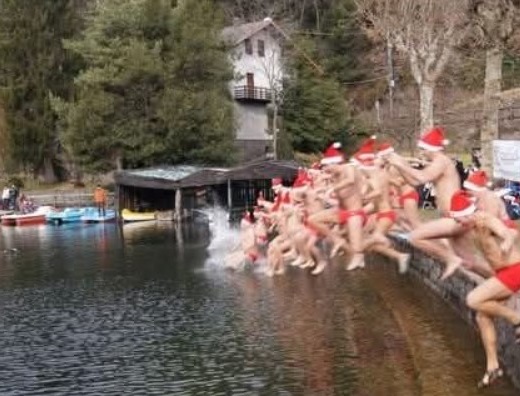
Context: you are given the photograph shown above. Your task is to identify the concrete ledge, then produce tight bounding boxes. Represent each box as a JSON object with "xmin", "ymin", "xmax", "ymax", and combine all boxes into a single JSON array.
[{"xmin": 391, "ymin": 234, "xmax": 520, "ymax": 389}]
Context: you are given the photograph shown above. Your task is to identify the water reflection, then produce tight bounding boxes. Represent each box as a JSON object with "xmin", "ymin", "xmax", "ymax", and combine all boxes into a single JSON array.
[{"xmin": 0, "ymin": 223, "xmax": 517, "ymax": 395}]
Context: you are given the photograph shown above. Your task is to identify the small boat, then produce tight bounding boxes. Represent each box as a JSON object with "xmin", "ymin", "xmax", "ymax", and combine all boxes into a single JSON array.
[
  {"xmin": 122, "ymin": 209, "xmax": 156, "ymax": 223},
  {"xmin": 0, "ymin": 210, "xmax": 14, "ymax": 218},
  {"xmin": 46, "ymin": 207, "xmax": 93, "ymax": 225},
  {"xmin": 80, "ymin": 208, "xmax": 116, "ymax": 223},
  {"xmin": 2, "ymin": 206, "xmax": 55, "ymax": 226}
]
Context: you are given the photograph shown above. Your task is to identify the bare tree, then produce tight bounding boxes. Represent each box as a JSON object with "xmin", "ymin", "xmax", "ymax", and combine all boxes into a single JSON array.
[
  {"xmin": 470, "ymin": 0, "xmax": 520, "ymax": 175},
  {"xmin": 356, "ymin": 0, "xmax": 470, "ymax": 134}
]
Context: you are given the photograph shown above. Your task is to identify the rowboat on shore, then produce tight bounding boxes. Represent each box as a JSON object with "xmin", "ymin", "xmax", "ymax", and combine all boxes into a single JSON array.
[
  {"xmin": 121, "ymin": 209, "xmax": 156, "ymax": 223},
  {"xmin": 80, "ymin": 208, "xmax": 116, "ymax": 223},
  {"xmin": 2, "ymin": 206, "xmax": 55, "ymax": 226}
]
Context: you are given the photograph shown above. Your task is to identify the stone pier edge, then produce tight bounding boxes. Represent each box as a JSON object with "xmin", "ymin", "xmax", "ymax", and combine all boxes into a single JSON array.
[{"xmin": 390, "ymin": 235, "xmax": 520, "ymax": 389}]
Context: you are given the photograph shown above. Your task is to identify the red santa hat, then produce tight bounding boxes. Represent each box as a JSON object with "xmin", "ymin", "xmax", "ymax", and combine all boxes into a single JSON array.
[
  {"xmin": 357, "ymin": 136, "xmax": 377, "ymax": 160},
  {"xmin": 417, "ymin": 127, "xmax": 450, "ymax": 152},
  {"xmin": 449, "ymin": 190, "xmax": 477, "ymax": 218},
  {"xmin": 463, "ymin": 170, "xmax": 491, "ymax": 192},
  {"xmin": 321, "ymin": 142, "xmax": 344, "ymax": 165},
  {"xmin": 377, "ymin": 142, "xmax": 394, "ymax": 157},
  {"xmin": 350, "ymin": 154, "xmax": 376, "ymax": 170}
]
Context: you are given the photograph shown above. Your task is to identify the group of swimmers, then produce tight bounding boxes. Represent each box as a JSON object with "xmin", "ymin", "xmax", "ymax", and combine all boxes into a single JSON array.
[{"xmin": 225, "ymin": 126, "xmax": 520, "ymax": 388}]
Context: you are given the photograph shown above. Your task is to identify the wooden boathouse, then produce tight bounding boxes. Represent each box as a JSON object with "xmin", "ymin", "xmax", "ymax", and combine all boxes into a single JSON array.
[{"xmin": 114, "ymin": 160, "xmax": 299, "ymax": 220}]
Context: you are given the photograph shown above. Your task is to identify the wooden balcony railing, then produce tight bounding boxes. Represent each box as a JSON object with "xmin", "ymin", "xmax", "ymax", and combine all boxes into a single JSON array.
[{"xmin": 234, "ymin": 86, "xmax": 272, "ymax": 102}]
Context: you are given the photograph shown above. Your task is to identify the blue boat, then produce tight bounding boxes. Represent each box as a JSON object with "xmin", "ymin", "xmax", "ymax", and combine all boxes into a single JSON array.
[
  {"xmin": 46, "ymin": 207, "xmax": 91, "ymax": 225},
  {"xmin": 80, "ymin": 208, "xmax": 116, "ymax": 223}
]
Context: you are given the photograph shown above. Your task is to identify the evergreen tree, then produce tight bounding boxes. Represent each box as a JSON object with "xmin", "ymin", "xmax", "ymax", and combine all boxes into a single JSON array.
[
  {"xmin": 281, "ymin": 39, "xmax": 356, "ymax": 154},
  {"xmin": 54, "ymin": 0, "xmax": 235, "ymax": 171},
  {"xmin": 319, "ymin": 0, "xmax": 373, "ymax": 84},
  {"xmin": 53, "ymin": 0, "xmax": 173, "ymax": 172},
  {"xmin": 0, "ymin": 0, "xmax": 83, "ymax": 181},
  {"xmin": 160, "ymin": 0, "xmax": 236, "ymax": 165}
]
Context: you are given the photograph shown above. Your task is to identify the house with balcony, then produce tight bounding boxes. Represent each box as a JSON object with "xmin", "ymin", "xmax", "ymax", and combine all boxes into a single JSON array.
[{"xmin": 222, "ymin": 18, "xmax": 283, "ymax": 162}]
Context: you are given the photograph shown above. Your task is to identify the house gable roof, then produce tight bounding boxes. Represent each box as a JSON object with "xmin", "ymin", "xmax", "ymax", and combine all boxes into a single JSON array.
[{"xmin": 222, "ymin": 19, "xmax": 275, "ymax": 46}]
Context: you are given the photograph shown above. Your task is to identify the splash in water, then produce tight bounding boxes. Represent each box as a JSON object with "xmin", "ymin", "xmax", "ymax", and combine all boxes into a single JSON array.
[
  {"xmin": 199, "ymin": 207, "xmax": 238, "ymax": 266},
  {"xmin": 201, "ymin": 206, "xmax": 267, "ymax": 273}
]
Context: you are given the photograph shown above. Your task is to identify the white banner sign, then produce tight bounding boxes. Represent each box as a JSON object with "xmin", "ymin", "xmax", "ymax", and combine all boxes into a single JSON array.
[{"xmin": 493, "ymin": 140, "xmax": 520, "ymax": 182}]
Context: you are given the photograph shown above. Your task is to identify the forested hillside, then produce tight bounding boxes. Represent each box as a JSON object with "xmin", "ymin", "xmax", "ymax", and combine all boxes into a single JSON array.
[{"xmin": 0, "ymin": 0, "xmax": 519, "ymax": 182}]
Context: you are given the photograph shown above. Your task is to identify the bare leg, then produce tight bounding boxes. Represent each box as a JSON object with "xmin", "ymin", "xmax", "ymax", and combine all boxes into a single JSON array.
[
  {"xmin": 466, "ymin": 278, "xmax": 520, "ymax": 324},
  {"xmin": 451, "ymin": 233, "xmax": 494, "ymax": 279},
  {"xmin": 408, "ymin": 218, "xmax": 464, "ymax": 279},
  {"xmin": 402, "ymin": 200, "xmax": 421, "ymax": 230},
  {"xmin": 475, "ymin": 312, "xmax": 500, "ymax": 372},
  {"xmin": 346, "ymin": 215, "xmax": 365, "ymax": 271},
  {"xmin": 307, "ymin": 209, "xmax": 347, "ymax": 256},
  {"xmin": 372, "ymin": 245, "xmax": 410, "ymax": 274}
]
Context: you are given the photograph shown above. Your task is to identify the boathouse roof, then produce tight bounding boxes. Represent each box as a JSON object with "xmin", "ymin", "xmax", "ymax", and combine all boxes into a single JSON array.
[{"xmin": 115, "ymin": 160, "xmax": 299, "ymax": 190}]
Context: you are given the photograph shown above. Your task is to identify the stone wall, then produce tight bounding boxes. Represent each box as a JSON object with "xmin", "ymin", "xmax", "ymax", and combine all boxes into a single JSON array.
[{"xmin": 391, "ymin": 235, "xmax": 520, "ymax": 389}]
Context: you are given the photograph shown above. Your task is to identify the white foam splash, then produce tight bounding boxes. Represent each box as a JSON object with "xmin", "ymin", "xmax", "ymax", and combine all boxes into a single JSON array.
[{"xmin": 199, "ymin": 207, "xmax": 240, "ymax": 267}]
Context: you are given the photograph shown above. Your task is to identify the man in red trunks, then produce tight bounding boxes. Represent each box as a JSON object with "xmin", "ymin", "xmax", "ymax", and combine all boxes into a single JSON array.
[
  {"xmin": 361, "ymin": 143, "xmax": 410, "ymax": 273},
  {"xmin": 386, "ymin": 126, "xmax": 485, "ymax": 279},
  {"xmin": 463, "ymin": 170, "xmax": 518, "ymax": 240},
  {"xmin": 307, "ymin": 141, "xmax": 368, "ymax": 272},
  {"xmin": 449, "ymin": 191, "xmax": 520, "ymax": 388}
]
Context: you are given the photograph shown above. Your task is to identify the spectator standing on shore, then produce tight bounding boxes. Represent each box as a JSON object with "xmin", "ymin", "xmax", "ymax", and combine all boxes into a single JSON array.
[
  {"xmin": 94, "ymin": 185, "xmax": 107, "ymax": 217},
  {"xmin": 2, "ymin": 186, "xmax": 10, "ymax": 210}
]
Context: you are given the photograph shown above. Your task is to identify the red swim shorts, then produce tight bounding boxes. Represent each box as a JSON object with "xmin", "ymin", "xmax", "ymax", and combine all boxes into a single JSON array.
[
  {"xmin": 503, "ymin": 219, "xmax": 518, "ymax": 231},
  {"xmin": 399, "ymin": 190, "xmax": 420, "ymax": 207},
  {"xmin": 376, "ymin": 210, "xmax": 397, "ymax": 224},
  {"xmin": 338, "ymin": 209, "xmax": 367, "ymax": 226},
  {"xmin": 246, "ymin": 251, "xmax": 258, "ymax": 263},
  {"xmin": 496, "ymin": 263, "xmax": 520, "ymax": 292}
]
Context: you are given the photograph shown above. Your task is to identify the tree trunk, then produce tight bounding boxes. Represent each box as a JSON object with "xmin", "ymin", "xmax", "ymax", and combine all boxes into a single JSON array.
[
  {"xmin": 115, "ymin": 153, "xmax": 123, "ymax": 171},
  {"xmin": 418, "ymin": 82, "xmax": 435, "ymax": 135},
  {"xmin": 39, "ymin": 157, "xmax": 57, "ymax": 184},
  {"xmin": 273, "ymin": 102, "xmax": 278, "ymax": 160},
  {"xmin": 480, "ymin": 47, "xmax": 503, "ymax": 176}
]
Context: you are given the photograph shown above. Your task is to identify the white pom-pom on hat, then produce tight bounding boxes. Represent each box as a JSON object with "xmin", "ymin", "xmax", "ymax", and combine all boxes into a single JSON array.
[
  {"xmin": 370, "ymin": 135, "xmax": 377, "ymax": 139},
  {"xmin": 442, "ymin": 139, "xmax": 450, "ymax": 145},
  {"xmin": 332, "ymin": 142, "xmax": 342, "ymax": 149}
]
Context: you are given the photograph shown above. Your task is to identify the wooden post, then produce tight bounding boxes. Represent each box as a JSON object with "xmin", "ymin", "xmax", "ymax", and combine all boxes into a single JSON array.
[
  {"xmin": 175, "ymin": 188, "xmax": 182, "ymax": 222},
  {"xmin": 227, "ymin": 179, "xmax": 232, "ymax": 209}
]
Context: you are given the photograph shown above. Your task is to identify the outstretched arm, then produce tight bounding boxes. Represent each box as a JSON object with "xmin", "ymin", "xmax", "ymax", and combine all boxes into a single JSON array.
[{"xmin": 388, "ymin": 154, "xmax": 444, "ymax": 186}]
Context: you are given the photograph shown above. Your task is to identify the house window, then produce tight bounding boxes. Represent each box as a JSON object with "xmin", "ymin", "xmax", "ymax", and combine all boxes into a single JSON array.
[
  {"xmin": 245, "ymin": 39, "xmax": 253, "ymax": 55},
  {"xmin": 258, "ymin": 40, "xmax": 265, "ymax": 57}
]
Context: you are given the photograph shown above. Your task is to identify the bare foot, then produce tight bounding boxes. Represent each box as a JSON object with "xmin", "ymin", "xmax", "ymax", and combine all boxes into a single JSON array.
[
  {"xmin": 346, "ymin": 259, "xmax": 365, "ymax": 271},
  {"xmin": 330, "ymin": 240, "xmax": 347, "ymax": 258},
  {"xmin": 398, "ymin": 253, "xmax": 410, "ymax": 274},
  {"xmin": 275, "ymin": 266, "xmax": 286, "ymax": 275},
  {"xmin": 311, "ymin": 261, "xmax": 327, "ymax": 275},
  {"xmin": 300, "ymin": 259, "xmax": 314, "ymax": 269},
  {"xmin": 440, "ymin": 258, "xmax": 462, "ymax": 280},
  {"xmin": 291, "ymin": 256, "xmax": 305, "ymax": 267}
]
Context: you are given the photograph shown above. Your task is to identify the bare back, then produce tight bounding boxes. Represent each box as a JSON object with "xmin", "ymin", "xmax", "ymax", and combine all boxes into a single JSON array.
[{"xmin": 428, "ymin": 154, "xmax": 460, "ymax": 213}]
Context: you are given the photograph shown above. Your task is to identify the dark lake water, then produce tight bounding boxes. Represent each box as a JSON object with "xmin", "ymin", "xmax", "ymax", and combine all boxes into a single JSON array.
[{"xmin": 0, "ymin": 220, "xmax": 518, "ymax": 395}]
